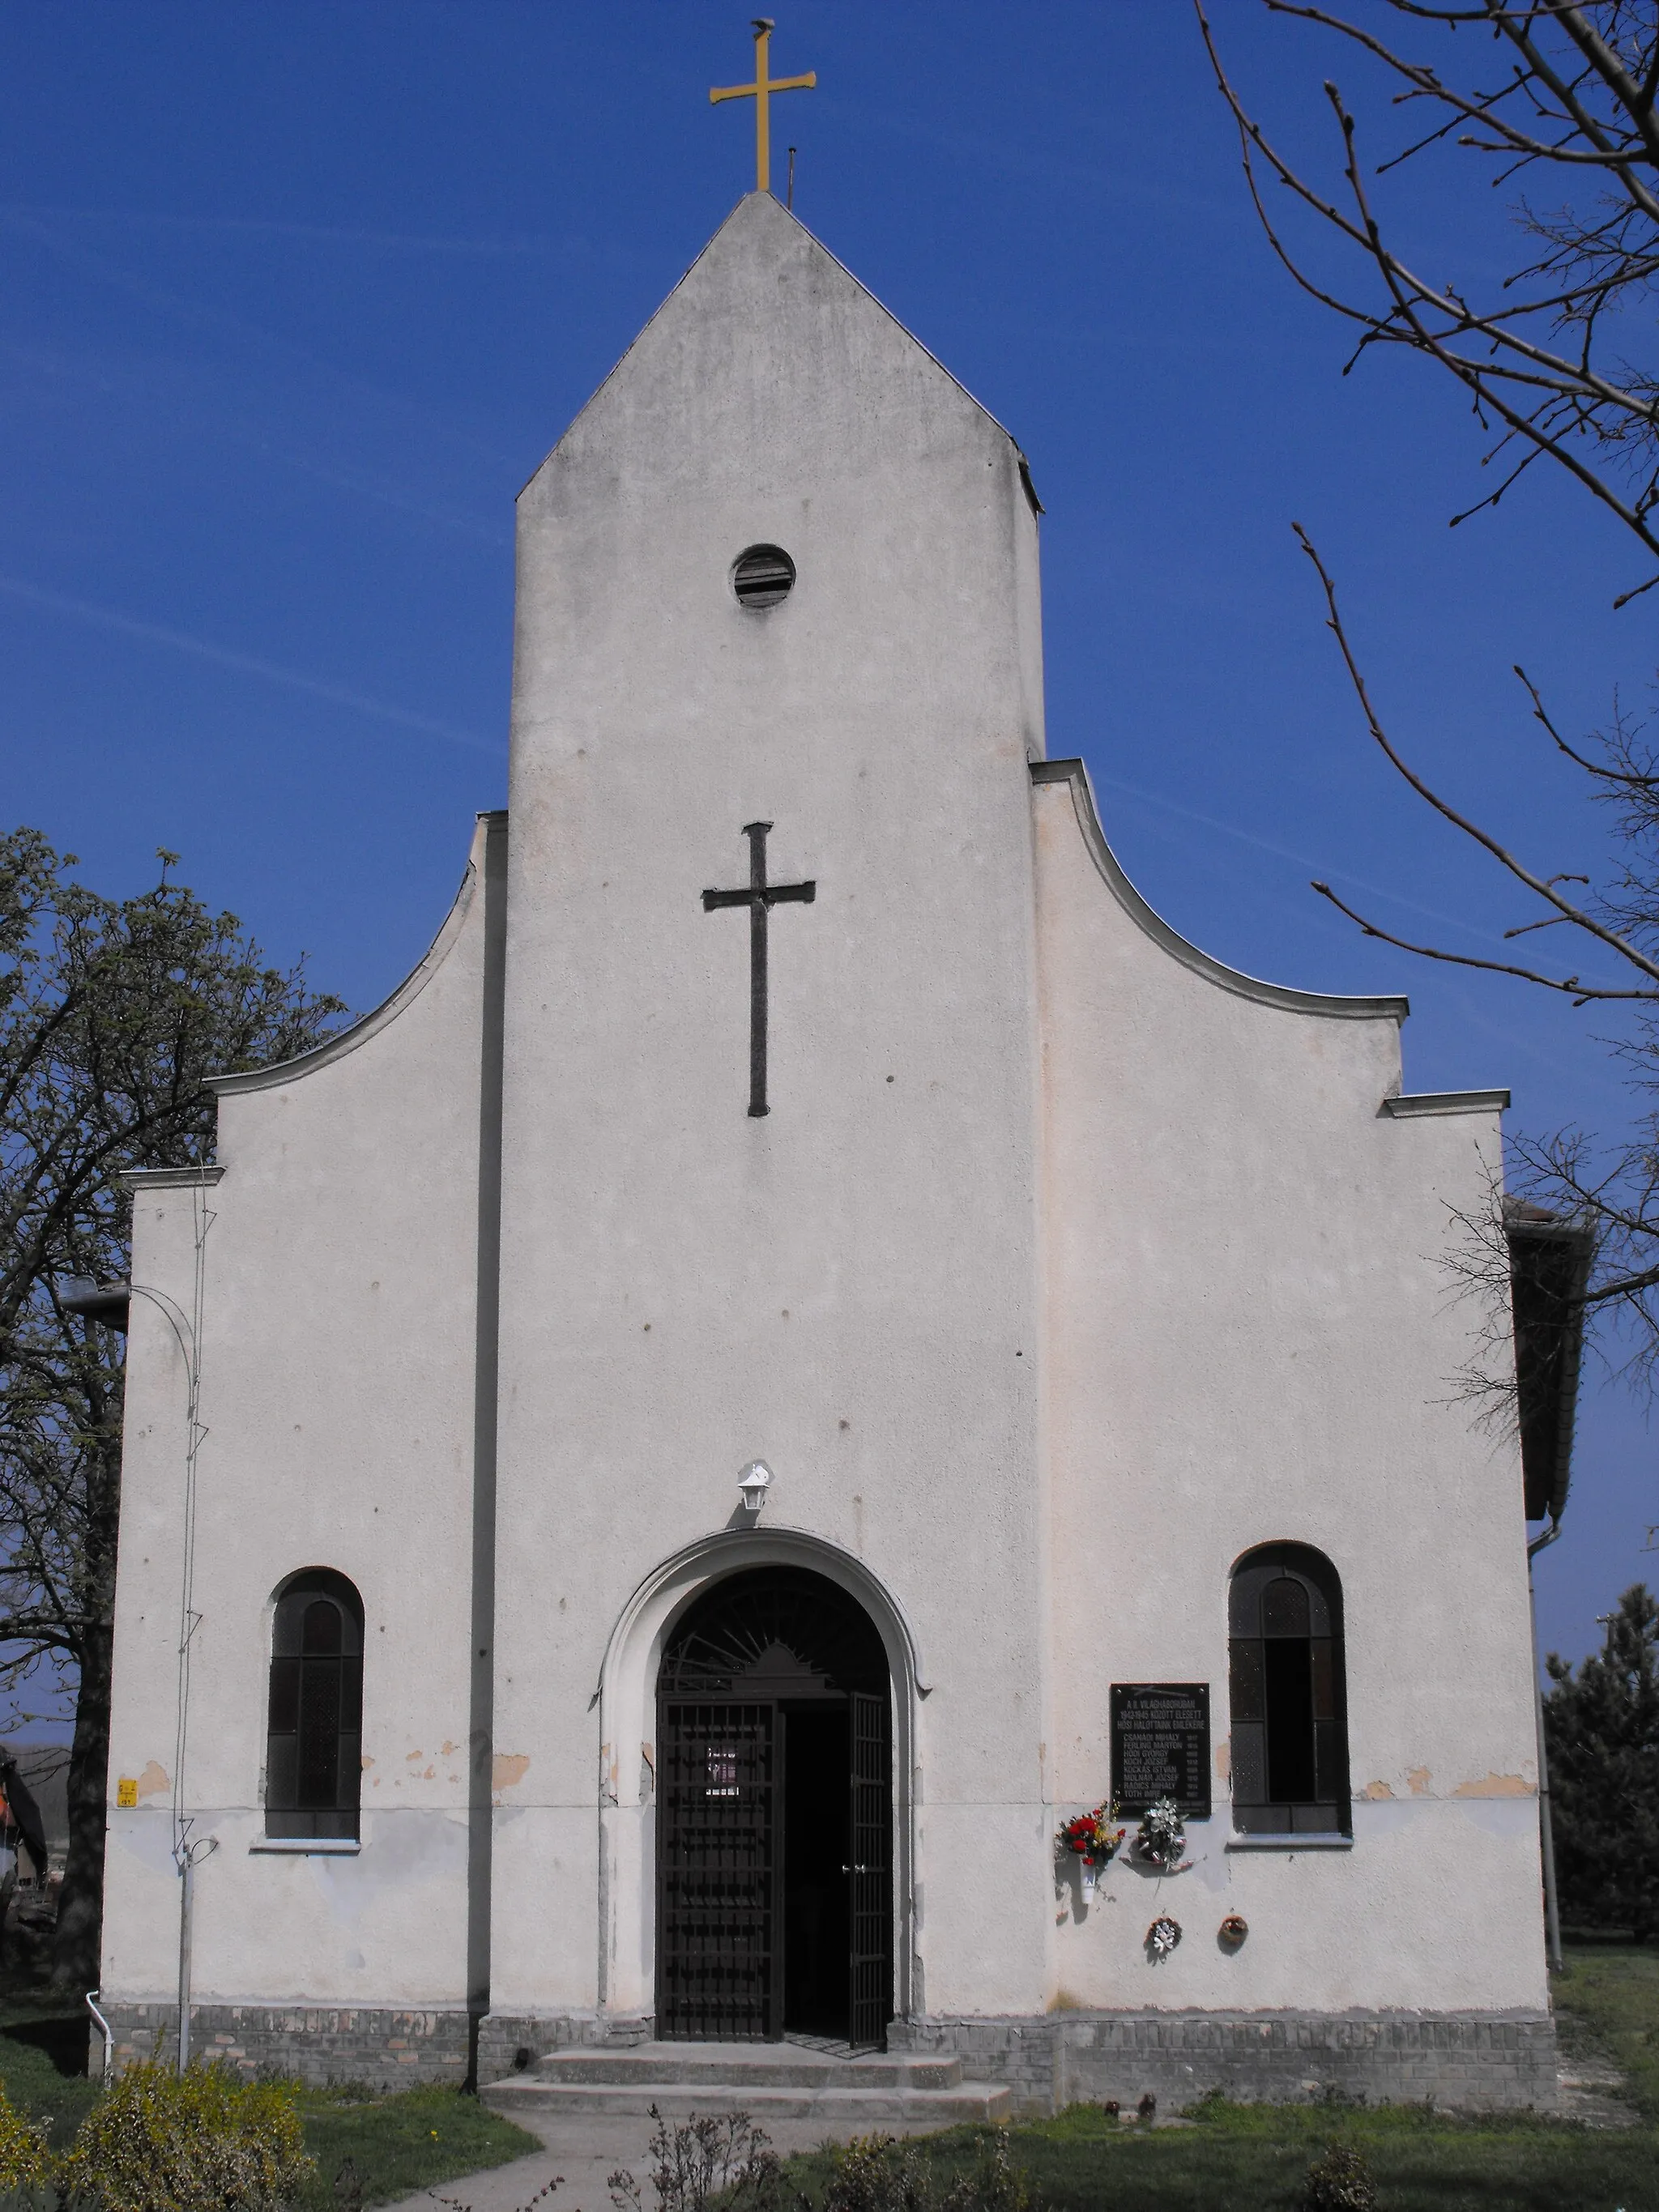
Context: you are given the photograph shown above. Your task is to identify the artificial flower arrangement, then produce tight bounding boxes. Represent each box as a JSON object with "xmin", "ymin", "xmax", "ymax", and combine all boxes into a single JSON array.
[
  {"xmin": 1146, "ymin": 1914, "xmax": 1182, "ymax": 1959},
  {"xmin": 1136, "ymin": 1796, "xmax": 1188, "ymax": 1869},
  {"xmin": 1057, "ymin": 1803, "xmax": 1126, "ymax": 1869}
]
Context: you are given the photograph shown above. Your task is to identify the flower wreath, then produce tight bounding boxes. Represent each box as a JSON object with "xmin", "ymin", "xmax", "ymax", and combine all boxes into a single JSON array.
[
  {"xmin": 1146, "ymin": 1914, "xmax": 1182, "ymax": 1959},
  {"xmin": 1136, "ymin": 1795, "xmax": 1187, "ymax": 1869}
]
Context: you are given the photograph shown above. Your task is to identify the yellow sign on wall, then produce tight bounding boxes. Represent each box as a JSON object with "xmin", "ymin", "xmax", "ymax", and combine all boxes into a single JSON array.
[{"xmin": 115, "ymin": 1779, "xmax": 137, "ymax": 1809}]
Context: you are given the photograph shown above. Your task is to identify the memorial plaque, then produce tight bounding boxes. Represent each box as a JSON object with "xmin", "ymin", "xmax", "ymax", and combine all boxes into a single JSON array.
[{"xmin": 1110, "ymin": 1682, "xmax": 1211, "ymax": 1818}]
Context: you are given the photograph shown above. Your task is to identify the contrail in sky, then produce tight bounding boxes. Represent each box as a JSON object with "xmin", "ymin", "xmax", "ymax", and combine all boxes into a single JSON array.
[
  {"xmin": 1094, "ymin": 767, "xmax": 1592, "ymax": 965},
  {"xmin": 0, "ymin": 573, "xmax": 500, "ymax": 756},
  {"xmin": 0, "ymin": 202, "xmax": 557, "ymax": 255}
]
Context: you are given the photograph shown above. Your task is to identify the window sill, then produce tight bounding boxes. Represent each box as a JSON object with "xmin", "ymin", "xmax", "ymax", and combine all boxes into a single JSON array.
[
  {"xmin": 249, "ymin": 1838, "xmax": 360, "ymax": 1856},
  {"xmin": 1226, "ymin": 1834, "xmax": 1352, "ymax": 1852}
]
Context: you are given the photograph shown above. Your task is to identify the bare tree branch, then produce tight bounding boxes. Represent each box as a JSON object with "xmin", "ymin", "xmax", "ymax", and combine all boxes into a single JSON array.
[
  {"xmin": 1196, "ymin": 0, "xmax": 1659, "ymax": 606},
  {"xmin": 0, "ymin": 828, "xmax": 343, "ymax": 1984}
]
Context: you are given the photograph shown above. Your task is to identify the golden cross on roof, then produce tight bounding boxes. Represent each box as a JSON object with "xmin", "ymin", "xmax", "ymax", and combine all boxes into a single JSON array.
[{"xmin": 710, "ymin": 19, "xmax": 816, "ymax": 197}]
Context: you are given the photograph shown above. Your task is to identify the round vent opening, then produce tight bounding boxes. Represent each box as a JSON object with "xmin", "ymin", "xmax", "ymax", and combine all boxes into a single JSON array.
[{"xmin": 731, "ymin": 544, "xmax": 795, "ymax": 611}]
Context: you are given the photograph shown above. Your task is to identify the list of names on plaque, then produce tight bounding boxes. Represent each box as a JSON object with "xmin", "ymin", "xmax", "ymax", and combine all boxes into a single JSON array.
[{"xmin": 1110, "ymin": 1682, "xmax": 1211, "ymax": 1818}]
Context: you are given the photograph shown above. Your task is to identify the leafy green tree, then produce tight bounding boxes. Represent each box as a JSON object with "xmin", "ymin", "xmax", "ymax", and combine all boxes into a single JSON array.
[
  {"xmin": 1544, "ymin": 1583, "xmax": 1659, "ymax": 1938},
  {"xmin": 0, "ymin": 828, "xmax": 341, "ymax": 1988}
]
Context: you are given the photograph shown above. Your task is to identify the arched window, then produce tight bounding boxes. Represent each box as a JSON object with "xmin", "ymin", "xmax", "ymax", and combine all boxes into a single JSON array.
[
  {"xmin": 265, "ymin": 1571, "xmax": 364, "ymax": 1840},
  {"xmin": 1228, "ymin": 1545, "xmax": 1350, "ymax": 1837}
]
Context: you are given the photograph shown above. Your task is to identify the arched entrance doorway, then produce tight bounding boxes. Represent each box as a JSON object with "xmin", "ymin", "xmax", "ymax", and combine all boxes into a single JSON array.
[{"xmin": 655, "ymin": 1566, "xmax": 893, "ymax": 2048}]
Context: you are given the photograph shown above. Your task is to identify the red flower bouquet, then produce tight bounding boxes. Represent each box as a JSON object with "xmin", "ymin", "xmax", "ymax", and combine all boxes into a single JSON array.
[{"xmin": 1057, "ymin": 1804, "xmax": 1125, "ymax": 1868}]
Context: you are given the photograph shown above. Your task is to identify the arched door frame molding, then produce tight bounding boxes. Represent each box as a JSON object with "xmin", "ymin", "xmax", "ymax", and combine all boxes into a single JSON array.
[{"xmin": 595, "ymin": 1527, "xmax": 924, "ymax": 2027}]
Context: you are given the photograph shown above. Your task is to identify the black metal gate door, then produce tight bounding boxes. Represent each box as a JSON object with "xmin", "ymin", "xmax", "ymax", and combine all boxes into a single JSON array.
[
  {"xmin": 847, "ymin": 1690, "xmax": 893, "ymax": 2052},
  {"xmin": 657, "ymin": 1702, "xmax": 776, "ymax": 2039}
]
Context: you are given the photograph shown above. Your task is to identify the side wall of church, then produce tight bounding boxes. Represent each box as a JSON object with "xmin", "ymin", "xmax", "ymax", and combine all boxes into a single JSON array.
[
  {"xmin": 101, "ymin": 814, "xmax": 506, "ymax": 2035},
  {"xmin": 487, "ymin": 195, "xmax": 1054, "ymax": 2030},
  {"xmin": 1032, "ymin": 767, "xmax": 1548, "ymax": 2018}
]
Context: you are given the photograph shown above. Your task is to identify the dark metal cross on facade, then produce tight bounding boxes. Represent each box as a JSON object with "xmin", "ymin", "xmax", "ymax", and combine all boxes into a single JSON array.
[{"xmin": 702, "ymin": 821, "xmax": 816, "ymax": 1117}]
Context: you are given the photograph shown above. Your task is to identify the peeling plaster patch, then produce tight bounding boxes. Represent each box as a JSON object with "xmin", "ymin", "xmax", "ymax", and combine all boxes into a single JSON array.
[
  {"xmin": 1452, "ymin": 1772, "xmax": 1532, "ymax": 1797},
  {"xmin": 1350, "ymin": 1797, "xmax": 1422, "ymax": 1838},
  {"xmin": 1453, "ymin": 1796, "xmax": 1537, "ymax": 1839},
  {"xmin": 492, "ymin": 1754, "xmax": 531, "ymax": 1796},
  {"xmin": 1360, "ymin": 1780, "xmax": 1395, "ymax": 1801},
  {"xmin": 1215, "ymin": 1739, "xmax": 1231, "ymax": 1783},
  {"xmin": 114, "ymin": 1812, "xmax": 179, "ymax": 1877},
  {"xmin": 405, "ymin": 1750, "xmax": 424, "ymax": 1764},
  {"xmin": 361, "ymin": 1756, "xmax": 376, "ymax": 1772},
  {"xmin": 441, "ymin": 1741, "xmax": 457, "ymax": 1757},
  {"xmin": 134, "ymin": 1762, "xmax": 169, "ymax": 1801},
  {"xmin": 1406, "ymin": 1767, "xmax": 1432, "ymax": 1796},
  {"xmin": 312, "ymin": 1809, "xmax": 468, "ymax": 1927},
  {"xmin": 1191, "ymin": 1845, "xmax": 1228, "ymax": 1894}
]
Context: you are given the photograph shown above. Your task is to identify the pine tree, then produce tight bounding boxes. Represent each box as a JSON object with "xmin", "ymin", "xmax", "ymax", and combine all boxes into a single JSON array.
[{"xmin": 1544, "ymin": 1585, "xmax": 1659, "ymax": 1940}]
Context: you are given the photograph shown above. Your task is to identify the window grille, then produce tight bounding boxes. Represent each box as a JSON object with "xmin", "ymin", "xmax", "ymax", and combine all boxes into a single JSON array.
[
  {"xmin": 265, "ymin": 1570, "xmax": 364, "ymax": 1840},
  {"xmin": 1228, "ymin": 1545, "xmax": 1350, "ymax": 1836}
]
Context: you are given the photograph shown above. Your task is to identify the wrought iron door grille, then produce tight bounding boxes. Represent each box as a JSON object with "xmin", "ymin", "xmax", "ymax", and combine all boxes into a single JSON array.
[
  {"xmin": 656, "ymin": 1570, "xmax": 894, "ymax": 2048},
  {"xmin": 848, "ymin": 1690, "xmax": 893, "ymax": 2051},
  {"xmin": 659, "ymin": 1703, "xmax": 776, "ymax": 2039}
]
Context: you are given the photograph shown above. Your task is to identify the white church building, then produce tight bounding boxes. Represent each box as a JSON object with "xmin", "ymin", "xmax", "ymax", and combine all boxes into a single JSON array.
[{"xmin": 100, "ymin": 190, "xmax": 1568, "ymax": 2112}]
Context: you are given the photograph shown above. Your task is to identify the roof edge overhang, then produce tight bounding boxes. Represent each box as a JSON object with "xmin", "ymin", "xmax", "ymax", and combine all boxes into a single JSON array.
[{"xmin": 1506, "ymin": 1200, "xmax": 1595, "ymax": 1524}]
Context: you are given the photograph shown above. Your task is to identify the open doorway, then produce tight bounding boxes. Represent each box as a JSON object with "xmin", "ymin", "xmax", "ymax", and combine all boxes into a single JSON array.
[{"xmin": 655, "ymin": 1566, "xmax": 893, "ymax": 2048}]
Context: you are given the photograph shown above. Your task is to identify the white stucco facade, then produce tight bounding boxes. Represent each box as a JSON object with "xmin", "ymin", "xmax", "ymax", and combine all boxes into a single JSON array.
[{"xmin": 100, "ymin": 194, "xmax": 1551, "ymax": 2104}]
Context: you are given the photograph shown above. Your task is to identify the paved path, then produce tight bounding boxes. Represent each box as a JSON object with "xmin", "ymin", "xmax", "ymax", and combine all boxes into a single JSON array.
[{"xmin": 377, "ymin": 2106, "xmax": 932, "ymax": 2212}]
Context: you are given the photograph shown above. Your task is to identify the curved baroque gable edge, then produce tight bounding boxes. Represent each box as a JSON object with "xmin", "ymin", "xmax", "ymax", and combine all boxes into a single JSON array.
[
  {"xmin": 1033, "ymin": 759, "xmax": 1409, "ymax": 1025},
  {"xmin": 207, "ymin": 813, "xmax": 500, "ymax": 1097}
]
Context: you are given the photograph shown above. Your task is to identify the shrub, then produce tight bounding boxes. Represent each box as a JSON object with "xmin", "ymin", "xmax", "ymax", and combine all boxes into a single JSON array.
[
  {"xmin": 820, "ymin": 2136, "xmax": 929, "ymax": 2212},
  {"xmin": 0, "ymin": 2083, "xmax": 50, "ymax": 2197},
  {"xmin": 938, "ymin": 2132, "xmax": 1029, "ymax": 2212},
  {"xmin": 58, "ymin": 2060, "xmax": 312, "ymax": 2212},
  {"xmin": 608, "ymin": 2108, "xmax": 786, "ymax": 2212},
  {"xmin": 1302, "ymin": 2141, "xmax": 1376, "ymax": 2212},
  {"xmin": 820, "ymin": 2130, "xmax": 1028, "ymax": 2212}
]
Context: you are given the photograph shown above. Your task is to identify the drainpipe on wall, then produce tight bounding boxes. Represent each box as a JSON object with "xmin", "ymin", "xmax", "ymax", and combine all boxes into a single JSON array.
[
  {"xmin": 81, "ymin": 1169, "xmax": 220, "ymax": 2075},
  {"xmin": 85, "ymin": 1989, "xmax": 113, "ymax": 2083},
  {"xmin": 1528, "ymin": 1520, "xmax": 1564, "ymax": 1975}
]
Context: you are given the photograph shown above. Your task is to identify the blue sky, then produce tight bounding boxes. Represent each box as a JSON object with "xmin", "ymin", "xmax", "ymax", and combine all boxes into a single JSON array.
[{"xmin": 2, "ymin": 2, "xmax": 1652, "ymax": 1670}]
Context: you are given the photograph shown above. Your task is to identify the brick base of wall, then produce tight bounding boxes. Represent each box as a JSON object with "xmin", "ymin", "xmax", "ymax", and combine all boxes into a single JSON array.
[
  {"xmin": 101, "ymin": 2004, "xmax": 475, "ymax": 2090},
  {"xmin": 102, "ymin": 2001, "xmax": 1559, "ymax": 2114},
  {"xmin": 889, "ymin": 2010, "xmax": 1559, "ymax": 2116}
]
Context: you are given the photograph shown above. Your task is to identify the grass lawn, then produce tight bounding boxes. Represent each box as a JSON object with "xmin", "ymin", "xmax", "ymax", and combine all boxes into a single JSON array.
[
  {"xmin": 783, "ymin": 2100, "xmax": 1659, "ymax": 2212},
  {"xmin": 778, "ymin": 1945, "xmax": 1659, "ymax": 2212},
  {"xmin": 292, "ymin": 2083, "xmax": 542, "ymax": 2210},
  {"xmin": 1558, "ymin": 1938, "xmax": 1659, "ymax": 2122}
]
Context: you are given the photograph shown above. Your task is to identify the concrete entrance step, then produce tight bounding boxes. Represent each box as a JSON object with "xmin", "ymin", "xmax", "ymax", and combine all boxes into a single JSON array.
[
  {"xmin": 527, "ymin": 2044, "xmax": 966, "ymax": 2090},
  {"xmin": 482, "ymin": 2040, "xmax": 1012, "ymax": 2125}
]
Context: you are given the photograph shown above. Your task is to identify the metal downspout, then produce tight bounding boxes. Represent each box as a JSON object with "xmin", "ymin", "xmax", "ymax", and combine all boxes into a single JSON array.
[{"xmin": 1528, "ymin": 1520, "xmax": 1564, "ymax": 1974}]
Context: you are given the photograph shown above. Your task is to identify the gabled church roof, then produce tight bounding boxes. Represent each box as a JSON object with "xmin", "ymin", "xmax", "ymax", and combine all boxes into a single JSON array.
[{"xmin": 528, "ymin": 190, "xmax": 1026, "ymax": 492}]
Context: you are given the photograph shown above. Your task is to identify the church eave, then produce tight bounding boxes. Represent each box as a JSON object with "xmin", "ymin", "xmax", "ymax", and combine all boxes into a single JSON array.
[
  {"xmin": 1506, "ymin": 1202, "xmax": 1593, "ymax": 1525},
  {"xmin": 207, "ymin": 812, "xmax": 503, "ymax": 1098},
  {"xmin": 1034, "ymin": 759, "xmax": 1411, "ymax": 1024},
  {"xmin": 1383, "ymin": 1089, "xmax": 1511, "ymax": 1118}
]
